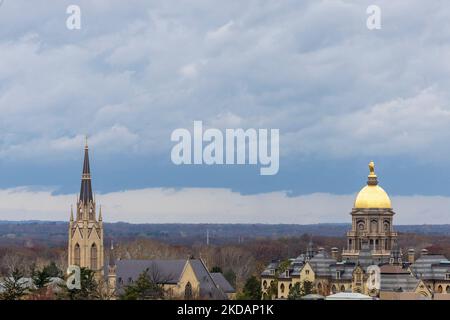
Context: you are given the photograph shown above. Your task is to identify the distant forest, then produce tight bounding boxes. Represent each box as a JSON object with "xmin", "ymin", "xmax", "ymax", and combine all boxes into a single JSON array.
[
  {"xmin": 0, "ymin": 221, "xmax": 449, "ymax": 247},
  {"xmin": 1, "ymin": 221, "xmax": 450, "ymax": 292}
]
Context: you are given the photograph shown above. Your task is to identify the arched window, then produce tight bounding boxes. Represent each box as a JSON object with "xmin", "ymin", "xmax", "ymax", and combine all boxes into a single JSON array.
[
  {"xmin": 340, "ymin": 285, "xmax": 345, "ymax": 292},
  {"xmin": 384, "ymin": 221, "xmax": 390, "ymax": 232},
  {"xmin": 263, "ymin": 280, "xmax": 268, "ymax": 289},
  {"xmin": 331, "ymin": 285, "xmax": 337, "ymax": 294},
  {"xmin": 446, "ymin": 285, "xmax": 450, "ymax": 294},
  {"xmin": 437, "ymin": 285, "xmax": 443, "ymax": 293},
  {"xmin": 357, "ymin": 221, "xmax": 365, "ymax": 232},
  {"xmin": 185, "ymin": 282, "xmax": 193, "ymax": 300},
  {"xmin": 90, "ymin": 243, "xmax": 97, "ymax": 270},
  {"xmin": 74, "ymin": 243, "xmax": 80, "ymax": 266},
  {"xmin": 280, "ymin": 283, "xmax": 285, "ymax": 293}
]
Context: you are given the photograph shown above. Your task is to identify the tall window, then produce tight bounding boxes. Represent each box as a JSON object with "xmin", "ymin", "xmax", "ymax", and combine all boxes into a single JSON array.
[
  {"xmin": 184, "ymin": 282, "xmax": 193, "ymax": 300},
  {"xmin": 91, "ymin": 243, "xmax": 97, "ymax": 270},
  {"xmin": 74, "ymin": 243, "xmax": 80, "ymax": 266},
  {"xmin": 370, "ymin": 220, "xmax": 378, "ymax": 233}
]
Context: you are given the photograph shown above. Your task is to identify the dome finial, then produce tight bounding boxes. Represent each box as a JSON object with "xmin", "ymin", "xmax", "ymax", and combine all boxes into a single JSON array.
[
  {"xmin": 367, "ymin": 161, "xmax": 378, "ymax": 185},
  {"xmin": 369, "ymin": 161, "xmax": 375, "ymax": 175}
]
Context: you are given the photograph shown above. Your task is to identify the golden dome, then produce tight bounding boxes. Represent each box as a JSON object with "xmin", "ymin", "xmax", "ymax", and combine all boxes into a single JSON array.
[{"xmin": 354, "ymin": 161, "xmax": 392, "ymax": 209}]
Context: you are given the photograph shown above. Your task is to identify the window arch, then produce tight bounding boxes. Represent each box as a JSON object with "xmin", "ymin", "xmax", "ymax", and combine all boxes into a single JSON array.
[
  {"xmin": 437, "ymin": 285, "xmax": 443, "ymax": 293},
  {"xmin": 263, "ymin": 280, "xmax": 268, "ymax": 289},
  {"xmin": 90, "ymin": 243, "xmax": 97, "ymax": 270},
  {"xmin": 340, "ymin": 285, "xmax": 345, "ymax": 292},
  {"xmin": 74, "ymin": 243, "xmax": 80, "ymax": 266},
  {"xmin": 357, "ymin": 221, "xmax": 365, "ymax": 233},
  {"xmin": 331, "ymin": 285, "xmax": 337, "ymax": 294},
  {"xmin": 280, "ymin": 283, "xmax": 285, "ymax": 293},
  {"xmin": 185, "ymin": 282, "xmax": 193, "ymax": 300}
]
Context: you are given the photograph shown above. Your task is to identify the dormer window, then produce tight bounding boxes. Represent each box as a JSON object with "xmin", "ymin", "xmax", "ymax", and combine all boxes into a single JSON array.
[
  {"xmin": 285, "ymin": 270, "xmax": 289, "ymax": 277},
  {"xmin": 269, "ymin": 269, "xmax": 275, "ymax": 275},
  {"xmin": 445, "ymin": 273, "xmax": 450, "ymax": 280},
  {"xmin": 336, "ymin": 271, "xmax": 341, "ymax": 279}
]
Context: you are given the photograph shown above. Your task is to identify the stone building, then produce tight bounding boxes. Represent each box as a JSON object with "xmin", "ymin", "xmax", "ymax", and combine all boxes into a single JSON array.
[
  {"xmin": 261, "ymin": 162, "xmax": 450, "ymax": 300},
  {"xmin": 67, "ymin": 141, "xmax": 234, "ymax": 299},
  {"xmin": 68, "ymin": 139, "xmax": 104, "ymax": 276}
]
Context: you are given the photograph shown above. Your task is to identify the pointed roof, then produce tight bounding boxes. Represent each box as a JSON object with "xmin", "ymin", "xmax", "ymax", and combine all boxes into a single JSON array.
[{"xmin": 79, "ymin": 138, "xmax": 93, "ymax": 204}]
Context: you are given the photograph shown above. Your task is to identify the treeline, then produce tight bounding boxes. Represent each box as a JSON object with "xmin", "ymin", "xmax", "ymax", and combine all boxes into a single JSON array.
[{"xmin": 1, "ymin": 232, "xmax": 450, "ymax": 299}]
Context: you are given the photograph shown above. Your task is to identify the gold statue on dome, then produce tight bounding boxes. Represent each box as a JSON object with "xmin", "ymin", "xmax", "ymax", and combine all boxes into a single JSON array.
[{"xmin": 369, "ymin": 161, "xmax": 375, "ymax": 175}]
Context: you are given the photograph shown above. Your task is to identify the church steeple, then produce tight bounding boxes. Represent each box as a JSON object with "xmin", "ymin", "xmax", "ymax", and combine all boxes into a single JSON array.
[
  {"xmin": 68, "ymin": 139, "xmax": 104, "ymax": 275},
  {"xmin": 80, "ymin": 136, "xmax": 93, "ymax": 204}
]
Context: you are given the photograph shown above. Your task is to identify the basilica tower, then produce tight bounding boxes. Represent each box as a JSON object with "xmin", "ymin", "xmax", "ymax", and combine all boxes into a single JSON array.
[
  {"xmin": 68, "ymin": 139, "xmax": 104, "ymax": 274},
  {"xmin": 342, "ymin": 161, "xmax": 397, "ymax": 263}
]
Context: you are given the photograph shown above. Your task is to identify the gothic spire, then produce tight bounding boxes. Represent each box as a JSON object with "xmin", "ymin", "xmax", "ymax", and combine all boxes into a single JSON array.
[{"xmin": 79, "ymin": 136, "xmax": 93, "ymax": 204}]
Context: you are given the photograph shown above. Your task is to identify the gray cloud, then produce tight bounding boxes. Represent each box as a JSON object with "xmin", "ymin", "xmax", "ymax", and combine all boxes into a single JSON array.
[{"xmin": 1, "ymin": 0, "xmax": 450, "ymax": 164}]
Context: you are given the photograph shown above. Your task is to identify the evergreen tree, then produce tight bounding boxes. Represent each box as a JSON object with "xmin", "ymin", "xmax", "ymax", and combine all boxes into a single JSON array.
[
  {"xmin": 223, "ymin": 269, "xmax": 236, "ymax": 289},
  {"xmin": 303, "ymin": 280, "xmax": 313, "ymax": 296},
  {"xmin": 288, "ymin": 282, "xmax": 302, "ymax": 300},
  {"xmin": 0, "ymin": 268, "xmax": 27, "ymax": 300},
  {"xmin": 121, "ymin": 268, "xmax": 166, "ymax": 300},
  {"xmin": 59, "ymin": 267, "xmax": 99, "ymax": 300},
  {"xmin": 288, "ymin": 280, "xmax": 314, "ymax": 300},
  {"xmin": 237, "ymin": 276, "xmax": 261, "ymax": 300},
  {"xmin": 210, "ymin": 266, "xmax": 223, "ymax": 273}
]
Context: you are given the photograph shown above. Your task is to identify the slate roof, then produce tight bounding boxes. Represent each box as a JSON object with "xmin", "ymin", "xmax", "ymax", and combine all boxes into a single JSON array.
[
  {"xmin": 308, "ymin": 251, "xmax": 337, "ymax": 277},
  {"xmin": 329, "ymin": 261, "xmax": 356, "ymax": 280},
  {"xmin": 189, "ymin": 260, "xmax": 227, "ymax": 299},
  {"xmin": 379, "ymin": 265, "xmax": 420, "ymax": 292},
  {"xmin": 79, "ymin": 143, "xmax": 93, "ymax": 204},
  {"xmin": 211, "ymin": 273, "xmax": 235, "ymax": 294},
  {"xmin": 114, "ymin": 259, "xmax": 227, "ymax": 299},
  {"xmin": 261, "ymin": 261, "xmax": 279, "ymax": 276},
  {"xmin": 116, "ymin": 259, "xmax": 185, "ymax": 286},
  {"xmin": 410, "ymin": 255, "xmax": 450, "ymax": 280}
]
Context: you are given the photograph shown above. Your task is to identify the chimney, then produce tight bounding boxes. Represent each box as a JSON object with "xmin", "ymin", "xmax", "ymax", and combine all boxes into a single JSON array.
[
  {"xmin": 408, "ymin": 248, "xmax": 415, "ymax": 264},
  {"xmin": 331, "ymin": 247, "xmax": 339, "ymax": 260},
  {"xmin": 421, "ymin": 248, "xmax": 428, "ymax": 256}
]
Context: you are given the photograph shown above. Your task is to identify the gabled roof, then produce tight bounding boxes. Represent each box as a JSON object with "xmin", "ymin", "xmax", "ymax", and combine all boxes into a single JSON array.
[
  {"xmin": 116, "ymin": 259, "xmax": 185, "ymax": 285},
  {"xmin": 188, "ymin": 260, "xmax": 227, "ymax": 299},
  {"xmin": 211, "ymin": 273, "xmax": 235, "ymax": 293},
  {"xmin": 114, "ymin": 259, "xmax": 228, "ymax": 299}
]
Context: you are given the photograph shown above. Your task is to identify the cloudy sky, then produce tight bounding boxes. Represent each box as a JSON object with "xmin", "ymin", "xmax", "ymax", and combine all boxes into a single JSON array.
[{"xmin": 1, "ymin": 0, "xmax": 450, "ymax": 224}]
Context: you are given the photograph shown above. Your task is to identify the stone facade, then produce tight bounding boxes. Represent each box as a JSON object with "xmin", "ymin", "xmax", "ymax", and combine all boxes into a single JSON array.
[
  {"xmin": 68, "ymin": 141, "xmax": 104, "ymax": 275},
  {"xmin": 261, "ymin": 162, "xmax": 450, "ymax": 300}
]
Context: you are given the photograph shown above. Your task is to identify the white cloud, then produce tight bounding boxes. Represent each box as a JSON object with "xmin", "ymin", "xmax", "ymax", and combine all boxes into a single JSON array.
[{"xmin": 0, "ymin": 186, "xmax": 448, "ymax": 225}]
